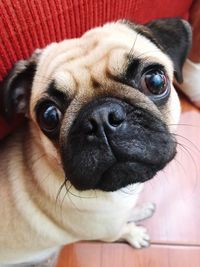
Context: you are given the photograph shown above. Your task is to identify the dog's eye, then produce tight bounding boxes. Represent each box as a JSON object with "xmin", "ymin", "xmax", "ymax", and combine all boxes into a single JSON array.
[
  {"xmin": 37, "ymin": 103, "xmax": 62, "ymax": 137},
  {"xmin": 141, "ymin": 69, "xmax": 168, "ymax": 95}
]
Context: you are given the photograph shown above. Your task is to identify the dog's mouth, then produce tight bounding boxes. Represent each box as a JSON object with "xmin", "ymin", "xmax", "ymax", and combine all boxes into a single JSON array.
[
  {"xmin": 61, "ymin": 98, "xmax": 177, "ymax": 192},
  {"xmin": 97, "ymin": 161, "xmax": 162, "ymax": 191}
]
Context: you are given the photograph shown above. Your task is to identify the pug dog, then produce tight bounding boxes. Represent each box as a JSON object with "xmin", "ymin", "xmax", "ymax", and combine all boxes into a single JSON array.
[{"xmin": 0, "ymin": 18, "xmax": 191, "ymax": 266}]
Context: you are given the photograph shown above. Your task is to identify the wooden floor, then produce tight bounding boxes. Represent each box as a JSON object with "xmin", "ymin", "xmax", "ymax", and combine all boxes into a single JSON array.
[{"xmin": 56, "ymin": 95, "xmax": 200, "ymax": 267}]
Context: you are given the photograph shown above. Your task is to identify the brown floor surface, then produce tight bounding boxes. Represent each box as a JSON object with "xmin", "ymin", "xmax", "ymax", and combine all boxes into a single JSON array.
[{"xmin": 56, "ymin": 95, "xmax": 200, "ymax": 267}]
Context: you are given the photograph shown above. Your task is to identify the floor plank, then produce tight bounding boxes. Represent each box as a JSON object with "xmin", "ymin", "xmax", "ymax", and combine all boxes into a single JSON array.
[{"xmin": 57, "ymin": 243, "xmax": 200, "ymax": 267}]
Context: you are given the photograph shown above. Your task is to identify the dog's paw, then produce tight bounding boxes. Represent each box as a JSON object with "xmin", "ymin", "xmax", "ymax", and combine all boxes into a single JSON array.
[
  {"xmin": 121, "ymin": 223, "xmax": 150, "ymax": 249},
  {"xmin": 128, "ymin": 202, "xmax": 156, "ymax": 222}
]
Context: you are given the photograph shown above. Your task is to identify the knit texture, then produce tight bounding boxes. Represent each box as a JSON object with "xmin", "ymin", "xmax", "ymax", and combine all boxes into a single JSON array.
[{"xmin": 0, "ymin": 0, "xmax": 193, "ymax": 138}]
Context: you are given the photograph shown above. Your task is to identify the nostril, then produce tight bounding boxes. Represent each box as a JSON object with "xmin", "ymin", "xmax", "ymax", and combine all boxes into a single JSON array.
[
  {"xmin": 108, "ymin": 111, "xmax": 125, "ymax": 127},
  {"xmin": 83, "ymin": 118, "xmax": 98, "ymax": 135},
  {"xmin": 89, "ymin": 119, "xmax": 99, "ymax": 134}
]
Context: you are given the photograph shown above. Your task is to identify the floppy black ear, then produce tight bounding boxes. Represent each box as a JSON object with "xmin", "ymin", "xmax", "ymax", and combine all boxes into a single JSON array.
[
  {"xmin": 145, "ymin": 18, "xmax": 192, "ymax": 83},
  {"xmin": 1, "ymin": 49, "xmax": 41, "ymax": 119}
]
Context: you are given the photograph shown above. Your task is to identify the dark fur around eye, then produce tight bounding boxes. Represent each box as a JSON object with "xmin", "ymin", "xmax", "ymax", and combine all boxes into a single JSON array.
[
  {"xmin": 35, "ymin": 101, "xmax": 62, "ymax": 139},
  {"xmin": 34, "ymin": 81, "xmax": 71, "ymax": 140},
  {"xmin": 46, "ymin": 81, "xmax": 70, "ymax": 112},
  {"xmin": 121, "ymin": 59, "xmax": 170, "ymax": 106}
]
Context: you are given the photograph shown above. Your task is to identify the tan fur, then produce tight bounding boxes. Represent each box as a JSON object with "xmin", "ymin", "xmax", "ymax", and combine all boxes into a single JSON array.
[{"xmin": 0, "ymin": 22, "xmax": 180, "ymax": 265}]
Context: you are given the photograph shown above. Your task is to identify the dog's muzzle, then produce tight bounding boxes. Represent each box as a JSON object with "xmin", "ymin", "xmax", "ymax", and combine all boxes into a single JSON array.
[{"xmin": 61, "ymin": 97, "xmax": 177, "ymax": 191}]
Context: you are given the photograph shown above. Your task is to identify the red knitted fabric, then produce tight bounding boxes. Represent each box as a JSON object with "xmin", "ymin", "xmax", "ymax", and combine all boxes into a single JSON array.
[{"xmin": 0, "ymin": 0, "xmax": 193, "ymax": 139}]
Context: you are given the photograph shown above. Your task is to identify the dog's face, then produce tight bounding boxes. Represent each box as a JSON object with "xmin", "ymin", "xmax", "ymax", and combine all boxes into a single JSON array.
[{"xmin": 2, "ymin": 18, "xmax": 191, "ymax": 191}]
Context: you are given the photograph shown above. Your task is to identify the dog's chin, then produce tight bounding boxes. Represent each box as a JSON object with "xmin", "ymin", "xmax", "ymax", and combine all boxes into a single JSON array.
[
  {"xmin": 97, "ymin": 161, "xmax": 164, "ymax": 191},
  {"xmin": 62, "ymin": 136, "xmax": 177, "ymax": 192},
  {"xmin": 64, "ymin": 153, "xmax": 175, "ymax": 192}
]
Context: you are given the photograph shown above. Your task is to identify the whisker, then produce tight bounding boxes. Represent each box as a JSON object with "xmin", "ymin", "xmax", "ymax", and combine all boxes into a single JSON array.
[
  {"xmin": 173, "ymin": 156, "xmax": 187, "ymax": 174},
  {"xmin": 128, "ymin": 32, "xmax": 139, "ymax": 57},
  {"xmin": 176, "ymin": 141, "xmax": 199, "ymax": 185},
  {"xmin": 174, "ymin": 133, "xmax": 200, "ymax": 155},
  {"xmin": 169, "ymin": 123, "xmax": 200, "ymax": 128},
  {"xmin": 65, "ymin": 183, "xmax": 81, "ymax": 211},
  {"xmin": 55, "ymin": 180, "xmax": 66, "ymax": 207},
  {"xmin": 30, "ymin": 153, "xmax": 46, "ymax": 166},
  {"xmin": 132, "ymin": 49, "xmax": 163, "ymax": 60}
]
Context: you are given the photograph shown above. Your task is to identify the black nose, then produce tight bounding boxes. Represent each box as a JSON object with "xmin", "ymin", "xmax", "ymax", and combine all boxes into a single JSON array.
[{"xmin": 80, "ymin": 99, "xmax": 126, "ymax": 137}]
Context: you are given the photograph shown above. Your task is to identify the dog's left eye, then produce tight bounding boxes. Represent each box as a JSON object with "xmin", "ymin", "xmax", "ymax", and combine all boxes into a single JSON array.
[
  {"xmin": 37, "ymin": 102, "xmax": 62, "ymax": 137},
  {"xmin": 141, "ymin": 69, "xmax": 168, "ymax": 96}
]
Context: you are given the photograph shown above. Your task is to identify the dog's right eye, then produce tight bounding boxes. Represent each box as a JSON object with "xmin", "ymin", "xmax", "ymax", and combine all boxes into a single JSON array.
[
  {"xmin": 37, "ymin": 102, "xmax": 62, "ymax": 138},
  {"xmin": 141, "ymin": 69, "xmax": 168, "ymax": 95}
]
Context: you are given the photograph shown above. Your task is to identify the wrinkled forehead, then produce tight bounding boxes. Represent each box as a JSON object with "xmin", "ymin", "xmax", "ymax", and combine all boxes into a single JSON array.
[{"xmin": 32, "ymin": 22, "xmax": 173, "ymax": 100}]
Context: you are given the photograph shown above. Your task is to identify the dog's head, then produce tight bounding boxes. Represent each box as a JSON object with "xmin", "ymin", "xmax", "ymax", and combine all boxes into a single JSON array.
[{"xmin": 2, "ymin": 18, "xmax": 191, "ymax": 191}]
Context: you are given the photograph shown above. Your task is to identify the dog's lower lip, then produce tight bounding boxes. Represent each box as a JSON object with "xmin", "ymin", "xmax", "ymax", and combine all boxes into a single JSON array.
[
  {"xmin": 97, "ymin": 148, "xmax": 176, "ymax": 192},
  {"xmin": 101, "ymin": 160, "xmax": 150, "ymax": 178},
  {"xmin": 64, "ymin": 140, "xmax": 177, "ymax": 191},
  {"xmin": 95, "ymin": 161, "xmax": 157, "ymax": 191}
]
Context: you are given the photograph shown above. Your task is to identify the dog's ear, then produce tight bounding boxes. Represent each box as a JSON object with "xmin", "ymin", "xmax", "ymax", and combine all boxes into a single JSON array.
[
  {"xmin": 1, "ymin": 49, "xmax": 41, "ymax": 119},
  {"xmin": 145, "ymin": 18, "xmax": 192, "ymax": 83}
]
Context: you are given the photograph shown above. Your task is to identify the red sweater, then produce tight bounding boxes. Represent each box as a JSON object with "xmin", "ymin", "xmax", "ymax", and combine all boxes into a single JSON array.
[{"xmin": 0, "ymin": 0, "xmax": 193, "ymax": 139}]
